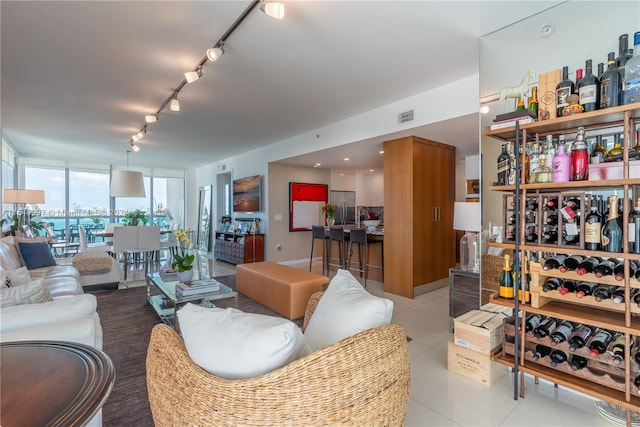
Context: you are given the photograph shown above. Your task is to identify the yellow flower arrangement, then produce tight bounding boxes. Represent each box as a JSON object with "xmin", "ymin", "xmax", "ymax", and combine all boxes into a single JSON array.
[
  {"xmin": 172, "ymin": 229, "xmax": 194, "ymax": 272},
  {"xmin": 321, "ymin": 203, "xmax": 338, "ymax": 216}
]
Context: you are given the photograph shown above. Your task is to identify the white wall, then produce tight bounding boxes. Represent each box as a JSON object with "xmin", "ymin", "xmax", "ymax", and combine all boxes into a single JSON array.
[{"xmin": 194, "ymin": 74, "xmax": 480, "ymax": 260}]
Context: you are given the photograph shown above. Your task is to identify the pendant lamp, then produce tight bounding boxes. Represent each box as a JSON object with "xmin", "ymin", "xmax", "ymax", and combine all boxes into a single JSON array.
[{"xmin": 110, "ymin": 151, "xmax": 146, "ymax": 197}]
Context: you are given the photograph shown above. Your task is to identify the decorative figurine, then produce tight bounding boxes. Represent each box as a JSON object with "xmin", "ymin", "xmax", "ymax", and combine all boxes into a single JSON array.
[{"xmin": 499, "ymin": 69, "xmax": 536, "ymax": 111}]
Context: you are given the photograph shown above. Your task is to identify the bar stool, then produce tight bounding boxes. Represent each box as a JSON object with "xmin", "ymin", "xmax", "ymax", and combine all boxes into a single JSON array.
[
  {"xmin": 327, "ymin": 226, "xmax": 346, "ymax": 273},
  {"xmin": 309, "ymin": 225, "xmax": 329, "ymax": 275},
  {"xmin": 347, "ymin": 228, "xmax": 383, "ymax": 287}
]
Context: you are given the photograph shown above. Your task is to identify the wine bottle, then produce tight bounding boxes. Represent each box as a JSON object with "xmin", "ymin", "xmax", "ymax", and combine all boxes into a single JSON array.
[
  {"xmin": 593, "ymin": 284, "xmax": 617, "ymax": 302},
  {"xmin": 519, "ymin": 256, "xmax": 531, "ymax": 303},
  {"xmin": 545, "ymin": 214, "xmax": 558, "ymax": 226},
  {"xmin": 601, "ymin": 195, "xmax": 623, "ymax": 252},
  {"xmin": 558, "ymin": 280, "xmax": 577, "ymax": 296},
  {"xmin": 594, "ymin": 258, "xmax": 620, "ymax": 277},
  {"xmin": 545, "ymin": 197, "xmax": 559, "ymax": 210},
  {"xmin": 591, "ymin": 134, "xmax": 609, "ymax": 164},
  {"xmin": 528, "ymin": 86, "xmax": 538, "ymax": 118},
  {"xmin": 549, "ymin": 320, "xmax": 574, "ymax": 346},
  {"xmin": 585, "ymin": 199, "xmax": 603, "ymax": 251},
  {"xmin": 635, "ymin": 375, "xmax": 640, "ymax": 389},
  {"xmin": 543, "ymin": 255, "xmax": 567, "ymax": 271},
  {"xmin": 588, "ymin": 329, "xmax": 613, "ymax": 357},
  {"xmin": 615, "ymin": 34, "xmax": 630, "ymax": 69},
  {"xmin": 612, "ymin": 287, "xmax": 639, "ymax": 304},
  {"xmin": 576, "ymin": 281, "xmax": 598, "ymax": 298},
  {"xmin": 560, "ymin": 255, "xmax": 586, "ymax": 272},
  {"xmin": 556, "ymin": 66, "xmax": 575, "ymax": 117},
  {"xmin": 635, "ymin": 341, "xmax": 640, "ymax": 364},
  {"xmin": 529, "ymin": 153, "xmax": 552, "ymax": 184},
  {"xmin": 532, "ymin": 343, "xmax": 552, "ymax": 361},
  {"xmin": 534, "ymin": 317, "xmax": 559, "ymax": 339},
  {"xmin": 629, "ymin": 198, "xmax": 640, "ymax": 254},
  {"xmin": 614, "ymin": 260, "xmax": 640, "ymax": 281},
  {"xmin": 549, "ymin": 349, "xmax": 568, "ymax": 367},
  {"xmin": 624, "ymin": 31, "xmax": 640, "ymax": 104},
  {"xmin": 525, "ymin": 232, "xmax": 539, "ymax": 243},
  {"xmin": 525, "ymin": 313, "xmax": 543, "ymax": 333},
  {"xmin": 568, "ymin": 324, "xmax": 593, "ymax": 351},
  {"xmin": 575, "ymin": 68, "xmax": 583, "ymax": 91},
  {"xmin": 526, "ymin": 198, "xmax": 539, "ymax": 211},
  {"xmin": 577, "ymin": 257, "xmax": 602, "ymax": 275},
  {"xmin": 499, "ymin": 254, "xmax": 514, "ymax": 299},
  {"xmin": 497, "ymin": 144, "xmax": 510, "ymax": 186},
  {"xmin": 542, "ymin": 229, "xmax": 558, "ymax": 244},
  {"xmin": 579, "ymin": 59, "xmax": 600, "ymax": 112},
  {"xmin": 597, "ymin": 62, "xmax": 605, "ymax": 78},
  {"xmin": 542, "ymin": 277, "xmax": 563, "ymax": 292},
  {"xmin": 570, "ymin": 127, "xmax": 589, "ymax": 181},
  {"xmin": 600, "ymin": 52, "xmax": 623, "ymax": 109},
  {"xmin": 609, "ymin": 333, "xmax": 633, "ymax": 365},
  {"xmin": 570, "ymin": 355, "xmax": 588, "ymax": 371},
  {"xmin": 608, "ymin": 133, "xmax": 624, "ymax": 157}
]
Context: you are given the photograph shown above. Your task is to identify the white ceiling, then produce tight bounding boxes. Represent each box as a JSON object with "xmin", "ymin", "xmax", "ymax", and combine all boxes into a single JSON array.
[{"xmin": 1, "ymin": 1, "xmax": 562, "ymax": 172}]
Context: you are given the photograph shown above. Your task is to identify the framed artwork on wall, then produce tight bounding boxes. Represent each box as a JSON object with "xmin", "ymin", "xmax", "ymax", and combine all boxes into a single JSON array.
[{"xmin": 289, "ymin": 183, "xmax": 328, "ymax": 232}]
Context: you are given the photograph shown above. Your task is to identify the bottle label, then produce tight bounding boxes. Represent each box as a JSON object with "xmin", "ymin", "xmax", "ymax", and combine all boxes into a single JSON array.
[
  {"xmin": 585, "ymin": 222, "xmax": 602, "ymax": 243},
  {"xmin": 600, "ymin": 77, "xmax": 611, "ymax": 108},
  {"xmin": 500, "ymin": 285, "xmax": 514, "ymax": 299},
  {"xmin": 630, "ymin": 223, "xmax": 637, "ymax": 243},
  {"xmin": 557, "ymin": 87, "xmax": 571, "ymax": 108},
  {"xmin": 579, "ymin": 84, "xmax": 597, "ymax": 104},
  {"xmin": 497, "ymin": 159, "xmax": 509, "ymax": 175},
  {"xmin": 518, "ymin": 289, "xmax": 530, "ymax": 303}
]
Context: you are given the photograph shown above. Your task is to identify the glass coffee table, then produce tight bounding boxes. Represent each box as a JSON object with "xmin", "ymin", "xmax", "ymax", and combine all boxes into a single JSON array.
[{"xmin": 146, "ymin": 271, "xmax": 237, "ymax": 330}]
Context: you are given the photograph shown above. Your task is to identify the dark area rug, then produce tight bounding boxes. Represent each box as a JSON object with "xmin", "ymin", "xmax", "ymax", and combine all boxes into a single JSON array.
[{"xmin": 96, "ymin": 275, "xmax": 299, "ymax": 427}]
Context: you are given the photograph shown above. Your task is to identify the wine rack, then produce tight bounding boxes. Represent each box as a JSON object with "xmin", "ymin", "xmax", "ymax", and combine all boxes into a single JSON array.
[{"xmin": 487, "ymin": 103, "xmax": 640, "ymax": 420}]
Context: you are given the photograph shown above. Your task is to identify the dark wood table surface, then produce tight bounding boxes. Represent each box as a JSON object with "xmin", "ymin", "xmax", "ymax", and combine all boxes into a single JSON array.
[{"xmin": 0, "ymin": 340, "xmax": 115, "ymax": 427}]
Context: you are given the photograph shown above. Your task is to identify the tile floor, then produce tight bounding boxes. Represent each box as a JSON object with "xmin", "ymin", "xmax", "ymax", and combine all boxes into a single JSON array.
[{"xmin": 123, "ymin": 255, "xmax": 618, "ymax": 426}]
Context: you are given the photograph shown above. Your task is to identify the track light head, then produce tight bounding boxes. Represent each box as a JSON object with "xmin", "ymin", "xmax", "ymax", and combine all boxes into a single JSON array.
[
  {"xmin": 130, "ymin": 142, "xmax": 140, "ymax": 152},
  {"xmin": 260, "ymin": 1, "xmax": 285, "ymax": 19},
  {"xmin": 170, "ymin": 95, "xmax": 180, "ymax": 112},
  {"xmin": 184, "ymin": 67, "xmax": 203, "ymax": 83},
  {"xmin": 132, "ymin": 126, "xmax": 147, "ymax": 142},
  {"xmin": 145, "ymin": 113, "xmax": 158, "ymax": 123},
  {"xmin": 207, "ymin": 45, "xmax": 225, "ymax": 62}
]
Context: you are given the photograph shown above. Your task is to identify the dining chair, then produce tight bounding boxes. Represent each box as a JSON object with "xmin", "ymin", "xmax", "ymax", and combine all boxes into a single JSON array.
[
  {"xmin": 78, "ymin": 225, "xmax": 111, "ymax": 254},
  {"xmin": 113, "ymin": 227, "xmax": 139, "ymax": 281},
  {"xmin": 138, "ymin": 226, "xmax": 161, "ymax": 266}
]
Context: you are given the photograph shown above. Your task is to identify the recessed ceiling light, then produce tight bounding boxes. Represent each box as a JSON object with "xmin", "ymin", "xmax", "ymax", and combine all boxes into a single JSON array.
[
  {"xmin": 344, "ymin": 157, "xmax": 350, "ymax": 161},
  {"xmin": 379, "ymin": 150, "xmax": 384, "ymax": 154},
  {"xmin": 314, "ymin": 163, "xmax": 321, "ymax": 168},
  {"xmin": 369, "ymin": 169, "xmax": 374, "ymax": 172},
  {"xmin": 540, "ymin": 23, "xmax": 555, "ymax": 38}
]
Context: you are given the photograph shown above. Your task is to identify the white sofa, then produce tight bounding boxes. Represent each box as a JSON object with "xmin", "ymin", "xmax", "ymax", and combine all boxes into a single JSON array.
[{"xmin": 0, "ymin": 236, "xmax": 103, "ymax": 349}]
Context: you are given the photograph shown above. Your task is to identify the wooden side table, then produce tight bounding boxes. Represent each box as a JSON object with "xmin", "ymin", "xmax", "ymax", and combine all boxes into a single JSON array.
[{"xmin": 0, "ymin": 340, "xmax": 115, "ymax": 426}]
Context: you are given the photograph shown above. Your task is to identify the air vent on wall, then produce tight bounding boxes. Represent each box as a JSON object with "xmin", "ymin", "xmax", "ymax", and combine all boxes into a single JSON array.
[{"xmin": 398, "ymin": 109, "xmax": 414, "ymax": 124}]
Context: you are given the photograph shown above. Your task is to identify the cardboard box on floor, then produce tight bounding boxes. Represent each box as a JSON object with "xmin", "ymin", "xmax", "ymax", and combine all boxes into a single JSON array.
[
  {"xmin": 447, "ymin": 341, "xmax": 507, "ymax": 386},
  {"xmin": 453, "ymin": 303, "xmax": 511, "ymax": 354}
]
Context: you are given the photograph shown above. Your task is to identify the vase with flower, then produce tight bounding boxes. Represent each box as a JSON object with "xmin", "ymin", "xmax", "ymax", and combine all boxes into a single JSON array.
[
  {"xmin": 321, "ymin": 203, "xmax": 338, "ymax": 226},
  {"xmin": 172, "ymin": 229, "xmax": 194, "ymax": 282}
]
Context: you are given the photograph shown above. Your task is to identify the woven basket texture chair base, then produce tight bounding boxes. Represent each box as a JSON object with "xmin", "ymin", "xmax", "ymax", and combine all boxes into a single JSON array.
[{"xmin": 146, "ymin": 292, "xmax": 410, "ymax": 427}]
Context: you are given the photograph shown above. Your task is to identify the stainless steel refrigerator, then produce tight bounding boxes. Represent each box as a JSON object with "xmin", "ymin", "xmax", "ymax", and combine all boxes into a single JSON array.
[{"xmin": 330, "ymin": 190, "xmax": 356, "ymax": 225}]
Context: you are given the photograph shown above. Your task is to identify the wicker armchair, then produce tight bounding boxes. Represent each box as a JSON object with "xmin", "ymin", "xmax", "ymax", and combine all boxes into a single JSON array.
[{"xmin": 146, "ymin": 292, "xmax": 410, "ymax": 426}]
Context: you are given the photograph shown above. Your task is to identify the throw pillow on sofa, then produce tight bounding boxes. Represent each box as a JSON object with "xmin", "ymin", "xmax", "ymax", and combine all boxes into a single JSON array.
[
  {"xmin": 17, "ymin": 240, "xmax": 57, "ymax": 270},
  {"xmin": 178, "ymin": 303, "xmax": 311, "ymax": 379},
  {"xmin": 0, "ymin": 278, "xmax": 52, "ymax": 308},
  {"xmin": 1, "ymin": 267, "xmax": 32, "ymax": 288},
  {"xmin": 304, "ymin": 269, "xmax": 393, "ymax": 351}
]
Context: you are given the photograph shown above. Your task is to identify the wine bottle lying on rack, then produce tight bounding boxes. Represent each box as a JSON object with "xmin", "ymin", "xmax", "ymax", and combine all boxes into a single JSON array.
[
  {"xmin": 543, "ymin": 254, "xmax": 567, "ymax": 270},
  {"xmin": 549, "ymin": 349, "xmax": 568, "ymax": 367},
  {"xmin": 568, "ymin": 324, "xmax": 594, "ymax": 351},
  {"xmin": 576, "ymin": 281, "xmax": 598, "ymax": 298},
  {"xmin": 609, "ymin": 333, "xmax": 633, "ymax": 365},
  {"xmin": 588, "ymin": 329, "xmax": 613, "ymax": 358},
  {"xmin": 550, "ymin": 320, "xmax": 574, "ymax": 346},
  {"xmin": 532, "ymin": 344, "xmax": 552, "ymax": 361},
  {"xmin": 614, "ymin": 259, "xmax": 640, "ymax": 281},
  {"xmin": 542, "ymin": 277, "xmax": 563, "ymax": 292},
  {"xmin": 594, "ymin": 258, "xmax": 622, "ymax": 277},
  {"xmin": 577, "ymin": 257, "xmax": 602, "ymax": 275},
  {"xmin": 570, "ymin": 355, "xmax": 588, "ymax": 371},
  {"xmin": 559, "ymin": 255, "xmax": 586, "ymax": 272}
]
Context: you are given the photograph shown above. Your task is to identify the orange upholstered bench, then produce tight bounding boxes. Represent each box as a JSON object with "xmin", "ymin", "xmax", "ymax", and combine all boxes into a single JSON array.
[{"xmin": 236, "ymin": 262, "xmax": 329, "ymax": 320}]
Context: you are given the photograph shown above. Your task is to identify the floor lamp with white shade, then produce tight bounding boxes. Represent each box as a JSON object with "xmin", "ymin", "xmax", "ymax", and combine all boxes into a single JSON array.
[{"xmin": 453, "ymin": 201, "xmax": 481, "ymax": 272}]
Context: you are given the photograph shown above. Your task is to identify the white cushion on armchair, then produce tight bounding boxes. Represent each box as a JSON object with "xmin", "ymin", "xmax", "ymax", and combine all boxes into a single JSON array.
[{"xmin": 0, "ymin": 294, "xmax": 103, "ymax": 349}]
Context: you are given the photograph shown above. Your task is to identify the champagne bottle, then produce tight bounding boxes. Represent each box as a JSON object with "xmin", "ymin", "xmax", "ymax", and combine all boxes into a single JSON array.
[
  {"xmin": 570, "ymin": 355, "xmax": 588, "ymax": 371},
  {"xmin": 560, "ymin": 255, "xmax": 586, "ymax": 272},
  {"xmin": 609, "ymin": 333, "xmax": 633, "ymax": 365},
  {"xmin": 516, "ymin": 96, "xmax": 525, "ymax": 110},
  {"xmin": 579, "ymin": 59, "xmax": 600, "ymax": 112},
  {"xmin": 499, "ymin": 254, "xmax": 514, "ymax": 299},
  {"xmin": 558, "ymin": 280, "xmax": 577, "ymax": 296},
  {"xmin": 543, "ymin": 255, "xmax": 567, "ymax": 271},
  {"xmin": 528, "ymin": 86, "xmax": 539, "ymax": 118},
  {"xmin": 549, "ymin": 320, "xmax": 574, "ymax": 346},
  {"xmin": 577, "ymin": 257, "xmax": 602, "ymax": 275},
  {"xmin": 591, "ymin": 134, "xmax": 609, "ymax": 164},
  {"xmin": 570, "ymin": 127, "xmax": 589, "ymax": 181},
  {"xmin": 532, "ymin": 343, "xmax": 552, "ymax": 361},
  {"xmin": 585, "ymin": 199, "xmax": 603, "ymax": 251},
  {"xmin": 497, "ymin": 144, "xmax": 510, "ymax": 186},
  {"xmin": 519, "ymin": 257, "xmax": 531, "ymax": 303},
  {"xmin": 534, "ymin": 317, "xmax": 559, "ymax": 339},
  {"xmin": 600, "ymin": 52, "xmax": 623, "ymax": 109},
  {"xmin": 594, "ymin": 258, "xmax": 620, "ymax": 277},
  {"xmin": 576, "ymin": 281, "xmax": 598, "ymax": 298},
  {"xmin": 549, "ymin": 349, "xmax": 568, "ymax": 367},
  {"xmin": 593, "ymin": 284, "xmax": 617, "ymax": 302},
  {"xmin": 629, "ymin": 198, "xmax": 640, "ymax": 254},
  {"xmin": 556, "ymin": 66, "xmax": 575, "ymax": 117},
  {"xmin": 601, "ymin": 195, "xmax": 623, "ymax": 252},
  {"xmin": 525, "ymin": 313, "xmax": 543, "ymax": 333},
  {"xmin": 568, "ymin": 324, "xmax": 593, "ymax": 351},
  {"xmin": 588, "ymin": 329, "xmax": 613, "ymax": 357},
  {"xmin": 542, "ymin": 277, "xmax": 563, "ymax": 292}
]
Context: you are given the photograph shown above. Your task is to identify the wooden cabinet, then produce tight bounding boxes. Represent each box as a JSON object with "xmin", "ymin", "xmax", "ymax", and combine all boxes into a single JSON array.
[
  {"xmin": 213, "ymin": 232, "xmax": 264, "ymax": 264},
  {"xmin": 383, "ymin": 135, "xmax": 456, "ymax": 298},
  {"xmin": 486, "ymin": 103, "xmax": 640, "ymax": 419}
]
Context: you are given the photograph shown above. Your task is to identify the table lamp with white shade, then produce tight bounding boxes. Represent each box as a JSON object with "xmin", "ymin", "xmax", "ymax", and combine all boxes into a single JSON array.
[
  {"xmin": 453, "ymin": 201, "xmax": 481, "ymax": 272},
  {"xmin": 3, "ymin": 189, "xmax": 46, "ymax": 230}
]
